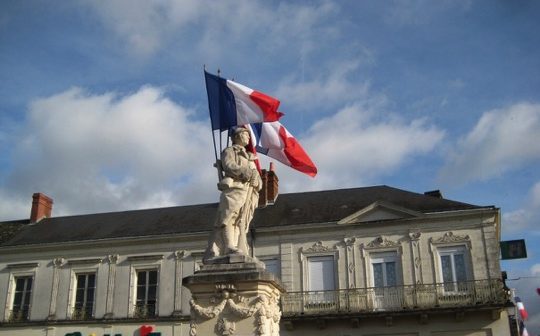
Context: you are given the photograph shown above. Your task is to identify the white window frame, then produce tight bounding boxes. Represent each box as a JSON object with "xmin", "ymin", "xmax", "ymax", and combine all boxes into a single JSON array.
[
  {"xmin": 127, "ymin": 255, "xmax": 163, "ymax": 318},
  {"xmin": 360, "ymin": 238, "xmax": 402, "ymax": 290},
  {"xmin": 369, "ymin": 251, "xmax": 400, "ymax": 288},
  {"xmin": 4, "ymin": 263, "xmax": 38, "ymax": 322},
  {"xmin": 299, "ymin": 242, "xmax": 339, "ymax": 292},
  {"xmin": 436, "ymin": 245, "xmax": 470, "ymax": 292},
  {"xmin": 67, "ymin": 267, "xmax": 99, "ymax": 319}
]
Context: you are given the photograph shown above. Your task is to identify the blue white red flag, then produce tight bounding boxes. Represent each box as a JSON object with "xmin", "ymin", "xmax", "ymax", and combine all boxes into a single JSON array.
[
  {"xmin": 205, "ymin": 71, "xmax": 283, "ymax": 131},
  {"xmin": 248, "ymin": 121, "xmax": 317, "ymax": 177},
  {"xmin": 519, "ymin": 320, "xmax": 529, "ymax": 336},
  {"xmin": 516, "ymin": 296, "xmax": 529, "ymax": 320}
]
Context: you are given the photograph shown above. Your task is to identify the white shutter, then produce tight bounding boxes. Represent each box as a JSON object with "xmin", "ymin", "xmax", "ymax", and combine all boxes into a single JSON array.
[{"xmin": 308, "ymin": 256, "xmax": 335, "ymax": 291}]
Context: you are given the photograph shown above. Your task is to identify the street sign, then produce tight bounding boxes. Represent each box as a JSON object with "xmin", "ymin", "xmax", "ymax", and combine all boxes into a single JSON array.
[{"xmin": 500, "ymin": 239, "xmax": 527, "ymax": 260}]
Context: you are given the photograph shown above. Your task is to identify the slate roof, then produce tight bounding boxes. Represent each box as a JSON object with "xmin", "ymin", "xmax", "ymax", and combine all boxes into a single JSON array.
[{"xmin": 0, "ymin": 185, "xmax": 488, "ymax": 247}]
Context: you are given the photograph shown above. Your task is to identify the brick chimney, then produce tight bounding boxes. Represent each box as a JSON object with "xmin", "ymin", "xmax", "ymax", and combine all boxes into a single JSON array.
[
  {"xmin": 30, "ymin": 193, "xmax": 53, "ymax": 223},
  {"xmin": 258, "ymin": 163, "xmax": 279, "ymax": 208},
  {"xmin": 266, "ymin": 162, "xmax": 279, "ymax": 205}
]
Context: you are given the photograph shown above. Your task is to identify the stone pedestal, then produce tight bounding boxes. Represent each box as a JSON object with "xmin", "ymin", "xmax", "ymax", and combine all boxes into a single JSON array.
[{"xmin": 183, "ymin": 258, "xmax": 284, "ymax": 336}]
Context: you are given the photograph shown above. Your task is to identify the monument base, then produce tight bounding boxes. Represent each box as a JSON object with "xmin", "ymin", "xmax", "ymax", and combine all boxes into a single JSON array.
[{"xmin": 183, "ymin": 260, "xmax": 284, "ymax": 336}]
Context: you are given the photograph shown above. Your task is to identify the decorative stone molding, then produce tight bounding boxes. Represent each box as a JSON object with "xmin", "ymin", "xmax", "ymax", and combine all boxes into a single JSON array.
[
  {"xmin": 7, "ymin": 262, "xmax": 39, "ymax": 269},
  {"xmin": 408, "ymin": 230, "xmax": 421, "ymax": 241},
  {"xmin": 301, "ymin": 241, "xmax": 332, "ymax": 253},
  {"xmin": 408, "ymin": 230, "xmax": 423, "ymax": 284},
  {"xmin": 189, "ymin": 286, "xmax": 280, "ymax": 336},
  {"xmin": 107, "ymin": 254, "xmax": 119, "ymax": 264},
  {"xmin": 52, "ymin": 257, "xmax": 66, "ymax": 268},
  {"xmin": 431, "ymin": 231, "xmax": 470, "ymax": 244},
  {"xmin": 337, "ymin": 237, "xmax": 357, "ymax": 288},
  {"xmin": 67, "ymin": 258, "xmax": 102, "ymax": 266},
  {"xmin": 48, "ymin": 257, "xmax": 66, "ymax": 320},
  {"xmin": 336, "ymin": 237, "xmax": 356, "ymax": 250},
  {"xmin": 104, "ymin": 254, "xmax": 120, "ymax": 318},
  {"xmin": 300, "ymin": 241, "xmax": 339, "ymax": 291},
  {"xmin": 174, "ymin": 250, "xmax": 188, "ymax": 260},
  {"xmin": 366, "ymin": 236, "xmax": 400, "ymax": 248},
  {"xmin": 126, "ymin": 254, "xmax": 164, "ymax": 262},
  {"xmin": 172, "ymin": 250, "xmax": 188, "ymax": 316}
]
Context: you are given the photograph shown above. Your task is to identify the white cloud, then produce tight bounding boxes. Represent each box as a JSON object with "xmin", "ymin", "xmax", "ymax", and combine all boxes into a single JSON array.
[
  {"xmin": 384, "ymin": 0, "xmax": 472, "ymax": 26},
  {"xmin": 0, "ymin": 86, "xmax": 217, "ymax": 220},
  {"xmin": 531, "ymin": 263, "xmax": 540, "ymax": 275},
  {"xmin": 439, "ymin": 103, "xmax": 540, "ymax": 185},
  {"xmin": 503, "ymin": 181, "xmax": 540, "ymax": 236},
  {"xmin": 275, "ymin": 58, "xmax": 376, "ymax": 111},
  {"xmin": 86, "ymin": 0, "xmax": 341, "ymax": 62},
  {"xmin": 85, "ymin": 0, "xmax": 202, "ymax": 57},
  {"xmin": 273, "ymin": 103, "xmax": 444, "ymax": 192}
]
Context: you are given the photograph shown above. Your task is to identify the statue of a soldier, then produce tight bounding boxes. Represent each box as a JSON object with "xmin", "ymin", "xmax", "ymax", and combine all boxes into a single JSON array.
[{"xmin": 204, "ymin": 127, "xmax": 262, "ymax": 262}]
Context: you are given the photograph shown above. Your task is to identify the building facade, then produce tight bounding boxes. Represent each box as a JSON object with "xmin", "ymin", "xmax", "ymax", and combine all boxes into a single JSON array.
[{"xmin": 0, "ymin": 186, "xmax": 512, "ymax": 336}]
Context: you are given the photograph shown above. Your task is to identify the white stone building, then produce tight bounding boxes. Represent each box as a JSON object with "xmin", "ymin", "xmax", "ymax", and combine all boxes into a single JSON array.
[{"xmin": 0, "ymin": 185, "xmax": 513, "ymax": 336}]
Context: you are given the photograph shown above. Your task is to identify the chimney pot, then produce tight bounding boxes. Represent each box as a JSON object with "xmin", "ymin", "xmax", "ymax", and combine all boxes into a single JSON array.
[
  {"xmin": 424, "ymin": 190, "xmax": 443, "ymax": 199},
  {"xmin": 30, "ymin": 192, "xmax": 53, "ymax": 223},
  {"xmin": 266, "ymin": 164, "xmax": 279, "ymax": 204}
]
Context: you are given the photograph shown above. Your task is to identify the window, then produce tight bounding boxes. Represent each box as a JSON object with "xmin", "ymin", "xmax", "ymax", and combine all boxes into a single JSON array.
[
  {"xmin": 307, "ymin": 256, "xmax": 335, "ymax": 291},
  {"xmin": 369, "ymin": 252, "xmax": 401, "ymax": 310},
  {"xmin": 439, "ymin": 246, "xmax": 468, "ymax": 292},
  {"xmin": 371, "ymin": 252, "xmax": 398, "ymax": 288},
  {"xmin": 11, "ymin": 276, "xmax": 33, "ymax": 321},
  {"xmin": 134, "ymin": 269, "xmax": 158, "ymax": 318},
  {"xmin": 72, "ymin": 273, "xmax": 96, "ymax": 320},
  {"xmin": 261, "ymin": 258, "xmax": 280, "ymax": 279}
]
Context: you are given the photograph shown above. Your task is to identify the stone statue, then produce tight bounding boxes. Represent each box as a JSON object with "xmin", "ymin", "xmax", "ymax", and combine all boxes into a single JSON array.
[{"xmin": 204, "ymin": 128, "xmax": 262, "ymax": 262}]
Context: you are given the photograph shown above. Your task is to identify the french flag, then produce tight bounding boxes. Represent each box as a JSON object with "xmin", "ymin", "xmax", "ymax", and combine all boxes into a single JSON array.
[
  {"xmin": 248, "ymin": 121, "xmax": 317, "ymax": 177},
  {"xmin": 205, "ymin": 71, "xmax": 283, "ymax": 131},
  {"xmin": 519, "ymin": 320, "xmax": 529, "ymax": 336},
  {"xmin": 515, "ymin": 297, "xmax": 528, "ymax": 320}
]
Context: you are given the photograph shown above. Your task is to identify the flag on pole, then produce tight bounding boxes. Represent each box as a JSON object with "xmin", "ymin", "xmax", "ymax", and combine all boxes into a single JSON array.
[
  {"xmin": 248, "ymin": 121, "xmax": 317, "ymax": 177},
  {"xmin": 515, "ymin": 297, "xmax": 529, "ymax": 320},
  {"xmin": 519, "ymin": 320, "xmax": 529, "ymax": 336},
  {"xmin": 205, "ymin": 71, "xmax": 283, "ymax": 131}
]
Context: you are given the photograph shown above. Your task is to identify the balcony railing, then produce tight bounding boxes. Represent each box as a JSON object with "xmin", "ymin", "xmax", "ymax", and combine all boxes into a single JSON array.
[
  {"xmin": 71, "ymin": 306, "xmax": 94, "ymax": 320},
  {"xmin": 281, "ymin": 279, "xmax": 509, "ymax": 316},
  {"xmin": 8, "ymin": 308, "xmax": 30, "ymax": 322},
  {"xmin": 133, "ymin": 303, "xmax": 156, "ymax": 318}
]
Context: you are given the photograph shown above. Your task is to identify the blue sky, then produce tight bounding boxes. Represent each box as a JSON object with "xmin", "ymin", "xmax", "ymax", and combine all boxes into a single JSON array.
[{"xmin": 1, "ymin": 0, "xmax": 539, "ymax": 331}]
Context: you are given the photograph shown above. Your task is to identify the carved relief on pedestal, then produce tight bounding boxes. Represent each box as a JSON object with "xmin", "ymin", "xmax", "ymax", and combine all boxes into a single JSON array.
[{"xmin": 189, "ymin": 284, "xmax": 281, "ymax": 336}]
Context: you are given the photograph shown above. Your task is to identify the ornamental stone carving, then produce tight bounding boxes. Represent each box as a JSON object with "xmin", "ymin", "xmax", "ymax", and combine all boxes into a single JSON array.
[
  {"xmin": 408, "ymin": 231, "xmax": 421, "ymax": 241},
  {"xmin": 52, "ymin": 257, "xmax": 66, "ymax": 268},
  {"xmin": 301, "ymin": 241, "xmax": 332, "ymax": 253},
  {"xmin": 366, "ymin": 236, "xmax": 400, "ymax": 248},
  {"xmin": 189, "ymin": 285, "xmax": 280, "ymax": 336},
  {"xmin": 432, "ymin": 231, "xmax": 470, "ymax": 244}
]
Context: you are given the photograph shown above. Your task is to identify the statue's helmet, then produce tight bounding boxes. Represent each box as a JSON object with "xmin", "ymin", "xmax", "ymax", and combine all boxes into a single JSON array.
[{"xmin": 232, "ymin": 127, "xmax": 250, "ymax": 137}]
